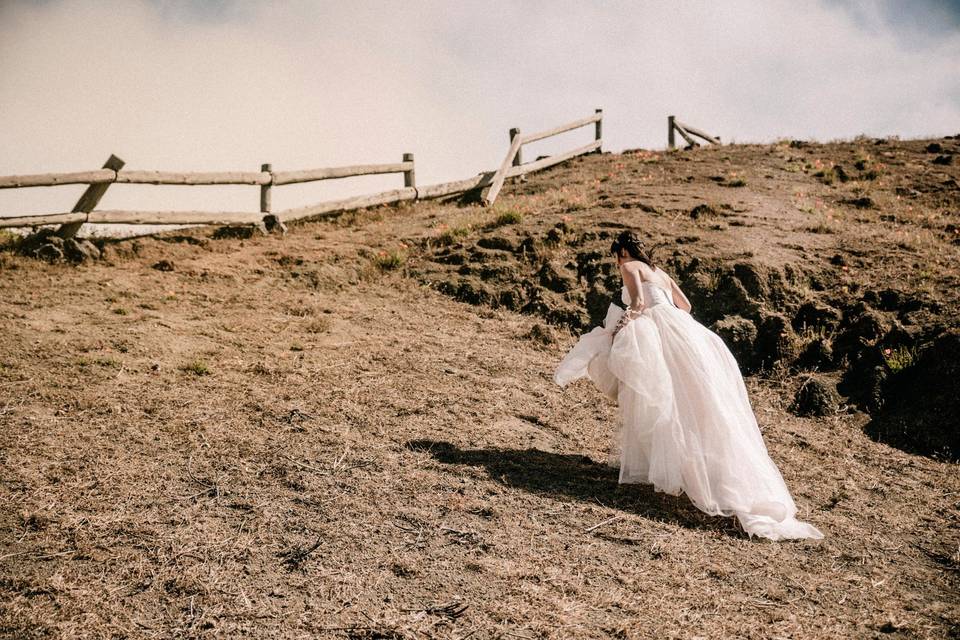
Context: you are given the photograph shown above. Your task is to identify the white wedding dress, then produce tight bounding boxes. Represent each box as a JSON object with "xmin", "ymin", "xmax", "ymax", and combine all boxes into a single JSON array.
[{"xmin": 555, "ymin": 282, "xmax": 823, "ymax": 541}]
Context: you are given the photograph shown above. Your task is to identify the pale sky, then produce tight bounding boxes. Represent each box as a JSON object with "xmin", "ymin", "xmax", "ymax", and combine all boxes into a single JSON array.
[{"xmin": 1, "ymin": 0, "xmax": 958, "ymax": 226}]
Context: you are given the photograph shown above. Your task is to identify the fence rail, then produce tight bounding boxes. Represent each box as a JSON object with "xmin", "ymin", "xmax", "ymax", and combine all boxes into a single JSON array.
[
  {"xmin": 0, "ymin": 165, "xmax": 419, "ymax": 189},
  {"xmin": 272, "ymin": 162, "xmax": 413, "ymax": 186},
  {"xmin": 0, "ymin": 109, "xmax": 605, "ymax": 235},
  {"xmin": 0, "ymin": 170, "xmax": 116, "ymax": 189},
  {"xmin": 519, "ymin": 112, "xmax": 602, "ymax": 146},
  {"xmin": 116, "ymin": 171, "xmax": 271, "ymax": 185},
  {"xmin": 667, "ymin": 115, "xmax": 721, "ymax": 149}
]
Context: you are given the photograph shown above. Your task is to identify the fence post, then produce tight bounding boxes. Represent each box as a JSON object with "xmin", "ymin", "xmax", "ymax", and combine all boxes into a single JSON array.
[
  {"xmin": 403, "ymin": 153, "xmax": 415, "ymax": 188},
  {"xmin": 260, "ymin": 163, "xmax": 286, "ymax": 235},
  {"xmin": 260, "ymin": 163, "xmax": 272, "ymax": 214},
  {"xmin": 668, "ymin": 115, "xmax": 675, "ymax": 149},
  {"xmin": 595, "ymin": 108, "xmax": 603, "ymax": 152},
  {"xmin": 509, "ymin": 128, "xmax": 522, "ymax": 167},
  {"xmin": 483, "ymin": 129, "xmax": 523, "ymax": 207},
  {"xmin": 56, "ymin": 154, "xmax": 125, "ymax": 239}
]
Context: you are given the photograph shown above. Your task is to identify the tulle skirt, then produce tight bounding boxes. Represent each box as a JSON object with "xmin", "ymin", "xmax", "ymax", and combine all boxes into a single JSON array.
[{"xmin": 555, "ymin": 299, "xmax": 824, "ymax": 541}]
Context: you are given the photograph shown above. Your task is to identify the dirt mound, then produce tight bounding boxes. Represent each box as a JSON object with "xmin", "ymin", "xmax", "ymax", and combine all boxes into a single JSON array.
[
  {"xmin": 418, "ymin": 227, "xmax": 910, "ymax": 379},
  {"xmin": 790, "ymin": 374, "xmax": 841, "ymax": 417},
  {"xmin": 14, "ymin": 228, "xmax": 103, "ymax": 263},
  {"xmin": 865, "ymin": 330, "xmax": 960, "ymax": 460}
]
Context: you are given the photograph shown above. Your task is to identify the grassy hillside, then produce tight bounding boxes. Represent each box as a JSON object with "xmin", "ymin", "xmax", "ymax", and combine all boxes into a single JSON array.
[{"xmin": 1, "ymin": 135, "xmax": 958, "ymax": 639}]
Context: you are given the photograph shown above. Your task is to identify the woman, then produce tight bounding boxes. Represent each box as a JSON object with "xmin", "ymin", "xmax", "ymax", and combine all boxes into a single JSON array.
[{"xmin": 555, "ymin": 230, "xmax": 823, "ymax": 541}]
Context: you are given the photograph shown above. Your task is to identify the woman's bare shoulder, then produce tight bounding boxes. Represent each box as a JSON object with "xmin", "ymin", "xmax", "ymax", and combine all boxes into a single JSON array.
[
  {"xmin": 649, "ymin": 265, "xmax": 677, "ymax": 288},
  {"xmin": 619, "ymin": 261, "xmax": 643, "ymax": 275},
  {"xmin": 636, "ymin": 262, "xmax": 660, "ymax": 279}
]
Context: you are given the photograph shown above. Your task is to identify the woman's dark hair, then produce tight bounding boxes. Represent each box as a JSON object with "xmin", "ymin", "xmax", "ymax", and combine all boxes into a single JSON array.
[{"xmin": 610, "ymin": 230, "xmax": 655, "ymax": 267}]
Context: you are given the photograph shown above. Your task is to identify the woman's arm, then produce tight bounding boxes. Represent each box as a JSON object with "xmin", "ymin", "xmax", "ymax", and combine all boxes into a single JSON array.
[
  {"xmin": 669, "ymin": 277, "xmax": 692, "ymax": 313},
  {"xmin": 613, "ymin": 264, "xmax": 645, "ymax": 337},
  {"xmin": 620, "ymin": 263, "xmax": 646, "ymax": 312}
]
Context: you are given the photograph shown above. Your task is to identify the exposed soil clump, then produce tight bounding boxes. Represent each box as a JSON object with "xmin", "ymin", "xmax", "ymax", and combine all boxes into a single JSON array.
[
  {"xmin": 15, "ymin": 228, "xmax": 102, "ymax": 263},
  {"xmin": 865, "ymin": 330, "xmax": 960, "ymax": 460},
  {"xmin": 790, "ymin": 374, "xmax": 841, "ymax": 417}
]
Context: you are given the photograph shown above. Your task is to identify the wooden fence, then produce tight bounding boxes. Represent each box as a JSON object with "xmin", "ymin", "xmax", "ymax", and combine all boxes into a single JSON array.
[
  {"xmin": 483, "ymin": 109, "xmax": 603, "ymax": 206},
  {"xmin": 0, "ymin": 109, "xmax": 604, "ymax": 237},
  {"xmin": 0, "ymin": 154, "xmax": 417, "ymax": 237},
  {"xmin": 667, "ymin": 115, "xmax": 721, "ymax": 150}
]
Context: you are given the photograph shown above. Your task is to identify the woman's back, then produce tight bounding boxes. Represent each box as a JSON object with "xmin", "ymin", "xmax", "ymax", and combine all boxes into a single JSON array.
[
  {"xmin": 622, "ymin": 281, "xmax": 672, "ymax": 309},
  {"xmin": 638, "ymin": 262, "xmax": 673, "ymax": 291},
  {"xmin": 622, "ymin": 261, "xmax": 691, "ymax": 312}
]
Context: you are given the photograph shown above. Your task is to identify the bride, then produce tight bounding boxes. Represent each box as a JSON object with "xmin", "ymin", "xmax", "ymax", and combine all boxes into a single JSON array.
[{"xmin": 555, "ymin": 230, "xmax": 823, "ymax": 541}]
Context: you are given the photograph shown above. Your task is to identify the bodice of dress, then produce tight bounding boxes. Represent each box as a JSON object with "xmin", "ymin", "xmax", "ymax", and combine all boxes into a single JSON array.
[{"xmin": 621, "ymin": 282, "xmax": 672, "ymax": 309}]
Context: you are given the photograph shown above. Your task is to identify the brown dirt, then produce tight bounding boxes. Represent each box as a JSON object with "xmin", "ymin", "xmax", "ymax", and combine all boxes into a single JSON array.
[{"xmin": 1, "ymin": 135, "xmax": 958, "ymax": 639}]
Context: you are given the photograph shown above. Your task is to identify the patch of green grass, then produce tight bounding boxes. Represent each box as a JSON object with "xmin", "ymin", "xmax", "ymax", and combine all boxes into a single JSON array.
[
  {"xmin": 813, "ymin": 168, "xmax": 836, "ymax": 185},
  {"xmin": 0, "ymin": 230, "xmax": 21, "ymax": 250},
  {"xmin": 883, "ymin": 346, "xmax": 915, "ymax": 373},
  {"xmin": 95, "ymin": 357, "xmax": 120, "ymax": 368},
  {"xmin": 437, "ymin": 226, "xmax": 471, "ymax": 246},
  {"xmin": 372, "ymin": 249, "xmax": 407, "ymax": 271},
  {"xmin": 180, "ymin": 359, "xmax": 211, "ymax": 376},
  {"xmin": 487, "ymin": 209, "xmax": 523, "ymax": 228},
  {"xmin": 852, "ymin": 154, "xmax": 882, "ymax": 180}
]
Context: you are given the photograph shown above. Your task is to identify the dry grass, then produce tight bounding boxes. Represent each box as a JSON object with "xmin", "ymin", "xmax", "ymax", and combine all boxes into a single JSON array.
[{"xmin": 1, "ymin": 136, "xmax": 959, "ymax": 639}]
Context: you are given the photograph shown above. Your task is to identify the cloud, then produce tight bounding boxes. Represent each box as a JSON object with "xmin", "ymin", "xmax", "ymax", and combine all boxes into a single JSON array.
[{"xmin": 1, "ymin": 0, "xmax": 957, "ymax": 229}]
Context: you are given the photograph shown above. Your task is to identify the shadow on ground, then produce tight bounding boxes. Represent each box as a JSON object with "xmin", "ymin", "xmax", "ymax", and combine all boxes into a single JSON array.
[{"xmin": 406, "ymin": 439, "xmax": 746, "ymax": 540}]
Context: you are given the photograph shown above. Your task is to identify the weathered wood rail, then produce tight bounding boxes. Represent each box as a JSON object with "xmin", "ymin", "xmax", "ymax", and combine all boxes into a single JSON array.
[
  {"xmin": 0, "ymin": 110, "xmax": 604, "ymax": 235},
  {"xmin": 667, "ymin": 115, "xmax": 721, "ymax": 150},
  {"xmin": 483, "ymin": 109, "xmax": 603, "ymax": 206}
]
